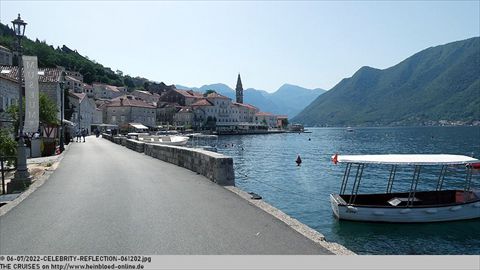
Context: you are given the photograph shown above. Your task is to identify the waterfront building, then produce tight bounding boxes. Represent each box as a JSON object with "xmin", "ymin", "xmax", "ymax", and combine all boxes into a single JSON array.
[
  {"xmin": 0, "ymin": 45, "xmax": 13, "ymax": 65},
  {"xmin": 276, "ymin": 115, "xmax": 289, "ymax": 129},
  {"xmin": 173, "ymin": 107, "xmax": 194, "ymax": 128},
  {"xmin": 158, "ymin": 89, "xmax": 204, "ymax": 106},
  {"xmin": 156, "ymin": 102, "xmax": 180, "ymax": 125},
  {"xmin": 105, "ymin": 95, "xmax": 156, "ymax": 130},
  {"xmin": 255, "ymin": 112, "xmax": 278, "ymax": 128}
]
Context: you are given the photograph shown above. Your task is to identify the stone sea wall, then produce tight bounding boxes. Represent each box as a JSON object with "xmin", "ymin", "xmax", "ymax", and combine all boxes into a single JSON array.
[{"xmin": 102, "ymin": 134, "xmax": 234, "ymax": 186}]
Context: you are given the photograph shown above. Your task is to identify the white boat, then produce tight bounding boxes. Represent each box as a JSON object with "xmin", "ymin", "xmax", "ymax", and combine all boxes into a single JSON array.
[
  {"xmin": 330, "ymin": 154, "xmax": 480, "ymax": 223},
  {"xmin": 138, "ymin": 135, "xmax": 189, "ymax": 146},
  {"xmin": 346, "ymin": 127, "xmax": 354, "ymax": 132}
]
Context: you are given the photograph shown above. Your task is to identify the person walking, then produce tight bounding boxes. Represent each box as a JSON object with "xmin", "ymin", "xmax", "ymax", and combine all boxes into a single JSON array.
[
  {"xmin": 76, "ymin": 129, "xmax": 81, "ymax": 142},
  {"xmin": 81, "ymin": 128, "xmax": 87, "ymax": 143}
]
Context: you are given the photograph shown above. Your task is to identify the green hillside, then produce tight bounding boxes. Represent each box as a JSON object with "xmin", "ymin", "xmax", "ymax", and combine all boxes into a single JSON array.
[
  {"xmin": 0, "ymin": 22, "xmax": 151, "ymax": 89},
  {"xmin": 292, "ymin": 37, "xmax": 480, "ymax": 126}
]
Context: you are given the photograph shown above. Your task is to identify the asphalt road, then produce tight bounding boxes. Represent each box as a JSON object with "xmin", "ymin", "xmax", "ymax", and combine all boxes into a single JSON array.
[{"xmin": 0, "ymin": 136, "xmax": 332, "ymax": 254}]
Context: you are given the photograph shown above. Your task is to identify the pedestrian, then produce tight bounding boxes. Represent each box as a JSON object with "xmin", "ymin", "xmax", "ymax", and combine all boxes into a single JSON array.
[
  {"xmin": 81, "ymin": 128, "xmax": 86, "ymax": 143},
  {"xmin": 76, "ymin": 129, "xmax": 81, "ymax": 142}
]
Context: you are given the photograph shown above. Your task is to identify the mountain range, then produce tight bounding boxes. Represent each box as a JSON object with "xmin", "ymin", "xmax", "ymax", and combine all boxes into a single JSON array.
[
  {"xmin": 292, "ymin": 37, "xmax": 480, "ymax": 126},
  {"xmin": 176, "ymin": 83, "xmax": 325, "ymax": 118}
]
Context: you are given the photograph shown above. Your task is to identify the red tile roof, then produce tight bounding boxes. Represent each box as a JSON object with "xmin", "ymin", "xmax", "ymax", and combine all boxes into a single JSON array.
[
  {"xmin": 255, "ymin": 112, "xmax": 275, "ymax": 116},
  {"xmin": 232, "ymin": 102, "xmax": 258, "ymax": 111},
  {"xmin": 106, "ymin": 95, "xmax": 155, "ymax": 108},
  {"xmin": 191, "ymin": 99, "xmax": 214, "ymax": 107},
  {"xmin": 175, "ymin": 89, "xmax": 204, "ymax": 98}
]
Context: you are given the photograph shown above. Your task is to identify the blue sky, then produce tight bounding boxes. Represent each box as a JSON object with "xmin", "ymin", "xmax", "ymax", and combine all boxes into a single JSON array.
[{"xmin": 1, "ymin": 1, "xmax": 479, "ymax": 92}]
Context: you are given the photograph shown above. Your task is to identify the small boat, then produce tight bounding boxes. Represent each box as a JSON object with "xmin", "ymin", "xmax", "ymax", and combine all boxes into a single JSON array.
[
  {"xmin": 330, "ymin": 154, "xmax": 480, "ymax": 223},
  {"xmin": 138, "ymin": 135, "xmax": 189, "ymax": 146},
  {"xmin": 346, "ymin": 127, "xmax": 354, "ymax": 132}
]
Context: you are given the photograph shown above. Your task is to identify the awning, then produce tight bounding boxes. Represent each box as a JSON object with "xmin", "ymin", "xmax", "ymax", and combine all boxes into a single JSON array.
[
  {"xmin": 62, "ymin": 119, "xmax": 76, "ymax": 126},
  {"xmin": 336, "ymin": 154, "xmax": 479, "ymax": 165},
  {"xmin": 129, "ymin": 123, "xmax": 149, "ymax": 130}
]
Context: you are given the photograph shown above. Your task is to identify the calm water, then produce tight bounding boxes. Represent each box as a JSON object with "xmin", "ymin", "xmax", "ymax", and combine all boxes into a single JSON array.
[{"xmin": 214, "ymin": 126, "xmax": 480, "ymax": 255}]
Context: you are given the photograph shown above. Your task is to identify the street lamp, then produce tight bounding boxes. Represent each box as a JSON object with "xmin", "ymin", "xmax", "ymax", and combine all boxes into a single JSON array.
[
  {"xmin": 59, "ymin": 72, "xmax": 65, "ymax": 152},
  {"xmin": 8, "ymin": 14, "xmax": 31, "ymax": 193}
]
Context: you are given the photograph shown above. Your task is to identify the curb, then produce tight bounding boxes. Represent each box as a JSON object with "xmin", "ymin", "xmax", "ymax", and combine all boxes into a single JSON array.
[
  {"xmin": 225, "ymin": 186, "xmax": 356, "ymax": 255},
  {"xmin": 0, "ymin": 143, "xmax": 71, "ymax": 217}
]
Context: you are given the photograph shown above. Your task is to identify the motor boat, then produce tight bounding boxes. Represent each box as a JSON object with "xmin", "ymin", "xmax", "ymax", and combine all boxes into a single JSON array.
[
  {"xmin": 330, "ymin": 154, "xmax": 480, "ymax": 223},
  {"xmin": 137, "ymin": 135, "xmax": 189, "ymax": 146}
]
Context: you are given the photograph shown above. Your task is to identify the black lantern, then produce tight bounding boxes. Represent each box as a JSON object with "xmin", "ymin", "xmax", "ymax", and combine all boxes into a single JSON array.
[{"xmin": 11, "ymin": 14, "xmax": 27, "ymax": 38}]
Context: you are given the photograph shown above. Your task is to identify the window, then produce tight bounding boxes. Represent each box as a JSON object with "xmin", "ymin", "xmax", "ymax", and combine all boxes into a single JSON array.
[{"xmin": 111, "ymin": 116, "xmax": 116, "ymax": 123}]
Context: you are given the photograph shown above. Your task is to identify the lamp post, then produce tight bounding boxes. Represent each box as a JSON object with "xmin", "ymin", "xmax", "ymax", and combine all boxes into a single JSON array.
[
  {"xmin": 8, "ymin": 14, "xmax": 31, "ymax": 193},
  {"xmin": 59, "ymin": 72, "xmax": 65, "ymax": 152}
]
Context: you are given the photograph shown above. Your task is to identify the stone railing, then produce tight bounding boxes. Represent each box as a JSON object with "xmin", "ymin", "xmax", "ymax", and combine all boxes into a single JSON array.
[
  {"xmin": 144, "ymin": 144, "xmax": 234, "ymax": 186},
  {"xmin": 125, "ymin": 138, "xmax": 144, "ymax": 153},
  {"xmin": 102, "ymin": 134, "xmax": 235, "ymax": 186}
]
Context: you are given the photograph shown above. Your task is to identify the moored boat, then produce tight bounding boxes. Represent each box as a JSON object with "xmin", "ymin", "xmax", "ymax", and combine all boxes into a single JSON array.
[
  {"xmin": 330, "ymin": 154, "xmax": 480, "ymax": 223},
  {"xmin": 138, "ymin": 135, "xmax": 189, "ymax": 146}
]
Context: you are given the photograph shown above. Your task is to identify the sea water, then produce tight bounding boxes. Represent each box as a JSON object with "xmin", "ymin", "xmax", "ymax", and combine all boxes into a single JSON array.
[{"xmin": 215, "ymin": 126, "xmax": 480, "ymax": 255}]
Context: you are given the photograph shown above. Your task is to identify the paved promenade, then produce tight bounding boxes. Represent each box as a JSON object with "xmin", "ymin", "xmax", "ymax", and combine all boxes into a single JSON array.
[{"xmin": 0, "ymin": 136, "xmax": 333, "ymax": 254}]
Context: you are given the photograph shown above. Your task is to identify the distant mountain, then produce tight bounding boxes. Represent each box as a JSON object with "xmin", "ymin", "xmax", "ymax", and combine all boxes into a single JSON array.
[
  {"xmin": 292, "ymin": 37, "xmax": 480, "ymax": 126},
  {"xmin": 176, "ymin": 83, "xmax": 325, "ymax": 118}
]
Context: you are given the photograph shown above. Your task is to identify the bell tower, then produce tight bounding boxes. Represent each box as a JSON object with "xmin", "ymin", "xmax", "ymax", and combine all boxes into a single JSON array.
[{"xmin": 235, "ymin": 73, "xmax": 243, "ymax": 104}]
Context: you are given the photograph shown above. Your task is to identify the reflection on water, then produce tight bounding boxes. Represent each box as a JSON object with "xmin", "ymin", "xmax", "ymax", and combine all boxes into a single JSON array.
[{"xmin": 216, "ymin": 126, "xmax": 480, "ymax": 254}]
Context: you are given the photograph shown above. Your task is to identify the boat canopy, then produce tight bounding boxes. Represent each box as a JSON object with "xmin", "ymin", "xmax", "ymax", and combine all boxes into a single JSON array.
[{"xmin": 336, "ymin": 154, "xmax": 479, "ymax": 165}]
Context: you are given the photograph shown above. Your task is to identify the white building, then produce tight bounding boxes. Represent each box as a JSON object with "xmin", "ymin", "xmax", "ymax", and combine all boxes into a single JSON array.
[{"xmin": 67, "ymin": 92, "xmax": 98, "ymax": 133}]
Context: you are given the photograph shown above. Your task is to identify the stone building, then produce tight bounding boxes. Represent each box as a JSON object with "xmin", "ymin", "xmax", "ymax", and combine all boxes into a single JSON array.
[
  {"xmin": 105, "ymin": 95, "xmax": 156, "ymax": 129},
  {"xmin": 173, "ymin": 107, "xmax": 194, "ymax": 128},
  {"xmin": 0, "ymin": 45, "xmax": 13, "ymax": 66},
  {"xmin": 158, "ymin": 89, "xmax": 203, "ymax": 106},
  {"xmin": 65, "ymin": 75, "xmax": 83, "ymax": 93},
  {"xmin": 0, "ymin": 66, "xmax": 63, "ymax": 120},
  {"xmin": 67, "ymin": 92, "xmax": 97, "ymax": 133},
  {"xmin": 156, "ymin": 102, "xmax": 180, "ymax": 125},
  {"xmin": 255, "ymin": 112, "xmax": 278, "ymax": 128},
  {"xmin": 131, "ymin": 89, "xmax": 160, "ymax": 104},
  {"xmin": 92, "ymin": 83, "xmax": 126, "ymax": 99}
]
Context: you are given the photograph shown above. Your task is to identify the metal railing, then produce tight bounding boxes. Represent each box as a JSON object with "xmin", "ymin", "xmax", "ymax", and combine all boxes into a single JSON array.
[{"xmin": 1, "ymin": 156, "xmax": 17, "ymax": 194}]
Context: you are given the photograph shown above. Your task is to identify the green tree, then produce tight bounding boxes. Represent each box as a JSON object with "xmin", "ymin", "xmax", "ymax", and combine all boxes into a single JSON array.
[
  {"xmin": 203, "ymin": 89, "xmax": 216, "ymax": 97},
  {"xmin": 7, "ymin": 93, "xmax": 59, "ymax": 128},
  {"xmin": 0, "ymin": 128, "xmax": 16, "ymax": 156},
  {"xmin": 39, "ymin": 93, "xmax": 59, "ymax": 125}
]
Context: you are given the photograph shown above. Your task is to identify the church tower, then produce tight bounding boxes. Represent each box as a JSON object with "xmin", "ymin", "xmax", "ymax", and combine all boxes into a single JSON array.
[{"xmin": 235, "ymin": 73, "xmax": 243, "ymax": 104}]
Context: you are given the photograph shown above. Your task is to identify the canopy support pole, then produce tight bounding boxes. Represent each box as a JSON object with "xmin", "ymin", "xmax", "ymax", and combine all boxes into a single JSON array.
[
  {"xmin": 340, "ymin": 163, "xmax": 352, "ymax": 195},
  {"xmin": 386, "ymin": 165, "xmax": 397, "ymax": 193},
  {"xmin": 349, "ymin": 164, "xmax": 365, "ymax": 205},
  {"xmin": 464, "ymin": 166, "xmax": 473, "ymax": 202},
  {"xmin": 436, "ymin": 165, "xmax": 447, "ymax": 191},
  {"xmin": 407, "ymin": 165, "xmax": 421, "ymax": 207}
]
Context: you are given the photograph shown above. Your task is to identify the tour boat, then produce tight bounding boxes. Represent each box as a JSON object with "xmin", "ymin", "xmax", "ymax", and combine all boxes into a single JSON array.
[
  {"xmin": 330, "ymin": 154, "xmax": 480, "ymax": 223},
  {"xmin": 138, "ymin": 135, "xmax": 189, "ymax": 146}
]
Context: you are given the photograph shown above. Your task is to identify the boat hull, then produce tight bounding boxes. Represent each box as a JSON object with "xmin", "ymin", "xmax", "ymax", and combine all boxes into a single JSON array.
[
  {"xmin": 330, "ymin": 194, "xmax": 480, "ymax": 223},
  {"xmin": 138, "ymin": 136, "xmax": 189, "ymax": 146}
]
